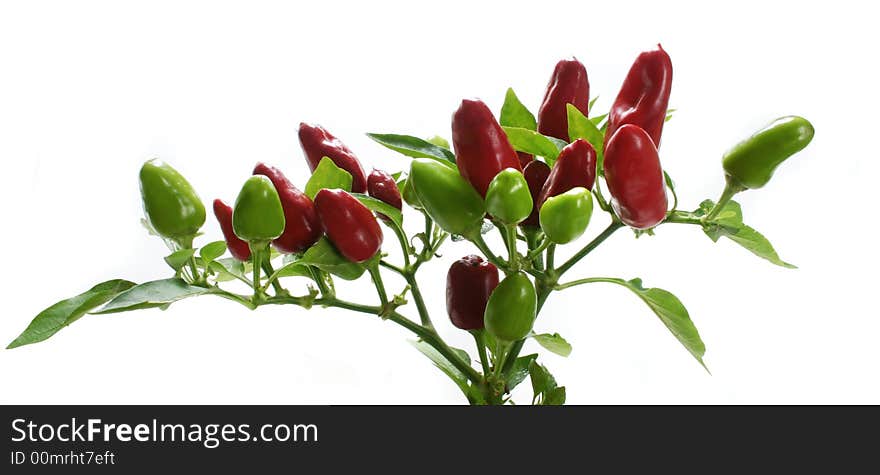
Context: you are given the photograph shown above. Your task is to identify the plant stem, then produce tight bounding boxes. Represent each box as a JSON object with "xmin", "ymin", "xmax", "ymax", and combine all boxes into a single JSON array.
[
  {"xmin": 556, "ymin": 221, "xmax": 623, "ymax": 276},
  {"xmin": 703, "ymin": 181, "xmax": 738, "ymax": 222},
  {"xmin": 368, "ymin": 263, "xmax": 389, "ymax": 308},
  {"xmin": 504, "ymin": 224, "xmax": 519, "ymax": 270},
  {"xmin": 391, "ymin": 221, "xmax": 412, "ymax": 269},
  {"xmin": 261, "ymin": 259, "xmax": 286, "ymax": 295},
  {"xmin": 249, "ymin": 243, "xmax": 267, "ymax": 303},
  {"xmin": 472, "ymin": 330, "xmax": 491, "ymax": 376},
  {"xmin": 546, "ymin": 243, "xmax": 556, "ymax": 271},
  {"xmin": 554, "ymin": 276, "xmax": 619, "ymax": 291},
  {"xmin": 471, "ymin": 232, "xmax": 506, "ymax": 271},
  {"xmin": 665, "ymin": 211, "xmax": 704, "ymax": 225},
  {"xmin": 405, "ymin": 272, "xmax": 433, "ymax": 329}
]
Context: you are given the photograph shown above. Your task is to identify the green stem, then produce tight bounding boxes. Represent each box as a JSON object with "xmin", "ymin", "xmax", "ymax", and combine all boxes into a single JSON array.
[
  {"xmin": 504, "ymin": 224, "xmax": 519, "ymax": 270},
  {"xmin": 368, "ymin": 263, "xmax": 389, "ymax": 308},
  {"xmin": 471, "ymin": 232, "xmax": 506, "ymax": 271},
  {"xmin": 525, "ymin": 237, "xmax": 550, "ymax": 262},
  {"xmin": 405, "ymin": 272, "xmax": 433, "ymax": 329},
  {"xmin": 556, "ymin": 221, "xmax": 623, "ymax": 276},
  {"xmin": 261, "ymin": 259, "xmax": 287, "ymax": 295},
  {"xmin": 665, "ymin": 210, "xmax": 704, "ymax": 225},
  {"xmin": 703, "ymin": 181, "xmax": 739, "ymax": 222},
  {"xmin": 379, "ymin": 260, "xmax": 406, "ymax": 275},
  {"xmin": 546, "ymin": 244, "xmax": 556, "ymax": 271},
  {"xmin": 392, "ymin": 222, "xmax": 412, "ymax": 269},
  {"xmin": 249, "ymin": 243, "xmax": 268, "ymax": 303},
  {"xmin": 554, "ymin": 276, "xmax": 619, "ymax": 291},
  {"xmin": 472, "ymin": 330, "xmax": 491, "ymax": 376}
]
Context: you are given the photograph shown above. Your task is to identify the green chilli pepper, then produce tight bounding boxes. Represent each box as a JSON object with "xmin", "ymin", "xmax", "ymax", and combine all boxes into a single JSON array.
[
  {"xmin": 485, "ymin": 168, "xmax": 533, "ymax": 225},
  {"xmin": 232, "ymin": 175, "xmax": 285, "ymax": 244},
  {"xmin": 722, "ymin": 116, "xmax": 814, "ymax": 190},
  {"xmin": 139, "ymin": 159, "xmax": 206, "ymax": 244},
  {"xmin": 484, "ymin": 272, "xmax": 537, "ymax": 343},
  {"xmin": 539, "ymin": 187, "xmax": 593, "ymax": 244},
  {"xmin": 408, "ymin": 158, "xmax": 484, "ymax": 237}
]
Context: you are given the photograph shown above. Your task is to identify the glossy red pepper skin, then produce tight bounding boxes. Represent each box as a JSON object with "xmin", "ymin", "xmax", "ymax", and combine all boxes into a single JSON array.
[
  {"xmin": 452, "ymin": 99, "xmax": 522, "ymax": 197},
  {"xmin": 212, "ymin": 199, "xmax": 251, "ymax": 261},
  {"xmin": 605, "ymin": 45, "xmax": 673, "ymax": 149},
  {"xmin": 446, "ymin": 255, "xmax": 499, "ymax": 331},
  {"xmin": 253, "ymin": 163, "xmax": 322, "ymax": 254},
  {"xmin": 537, "ymin": 58, "xmax": 590, "ymax": 141},
  {"xmin": 537, "ymin": 139, "xmax": 596, "ymax": 207},
  {"xmin": 367, "ymin": 169, "xmax": 402, "ymax": 210},
  {"xmin": 517, "ymin": 152, "xmax": 533, "ymax": 168},
  {"xmin": 314, "ymin": 189, "xmax": 383, "ymax": 263},
  {"xmin": 520, "ymin": 160, "xmax": 551, "ymax": 227},
  {"xmin": 298, "ymin": 123, "xmax": 368, "ymax": 193},
  {"xmin": 603, "ymin": 124, "xmax": 668, "ymax": 229}
]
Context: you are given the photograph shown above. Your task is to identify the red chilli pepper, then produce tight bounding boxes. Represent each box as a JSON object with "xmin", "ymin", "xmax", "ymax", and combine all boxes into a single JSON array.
[
  {"xmin": 314, "ymin": 189, "xmax": 383, "ymax": 263},
  {"xmin": 520, "ymin": 160, "xmax": 551, "ymax": 228},
  {"xmin": 537, "ymin": 58, "xmax": 590, "ymax": 141},
  {"xmin": 367, "ymin": 169, "xmax": 402, "ymax": 210},
  {"xmin": 452, "ymin": 98, "xmax": 521, "ymax": 197},
  {"xmin": 605, "ymin": 44, "xmax": 673, "ymax": 149},
  {"xmin": 298, "ymin": 123, "xmax": 368, "ymax": 193},
  {"xmin": 603, "ymin": 124, "xmax": 668, "ymax": 229},
  {"xmin": 253, "ymin": 163, "xmax": 322, "ymax": 254},
  {"xmin": 212, "ymin": 199, "xmax": 251, "ymax": 261},
  {"xmin": 537, "ymin": 139, "xmax": 596, "ymax": 207},
  {"xmin": 446, "ymin": 255, "xmax": 499, "ymax": 331}
]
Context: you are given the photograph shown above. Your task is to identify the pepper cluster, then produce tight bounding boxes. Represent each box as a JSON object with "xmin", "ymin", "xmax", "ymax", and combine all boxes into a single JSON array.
[{"xmin": 14, "ymin": 44, "xmax": 814, "ymax": 406}]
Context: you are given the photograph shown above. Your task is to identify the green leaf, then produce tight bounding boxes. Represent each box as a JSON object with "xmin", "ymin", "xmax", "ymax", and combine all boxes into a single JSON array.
[
  {"xmin": 425, "ymin": 135, "xmax": 450, "ymax": 149},
  {"xmin": 589, "ymin": 96, "xmax": 600, "ymax": 110},
  {"xmin": 366, "ymin": 133, "xmax": 456, "ymax": 164},
  {"xmin": 7, "ymin": 280, "xmax": 136, "ymax": 349},
  {"xmin": 164, "ymin": 248, "xmax": 195, "ymax": 272},
  {"xmin": 665, "ymin": 108, "xmax": 676, "ymax": 122},
  {"xmin": 199, "ymin": 241, "xmax": 227, "ymax": 264},
  {"xmin": 501, "ymin": 127, "xmax": 567, "ymax": 165},
  {"xmin": 542, "ymin": 387, "xmax": 566, "ymax": 405},
  {"xmin": 210, "ymin": 258, "xmax": 250, "ymax": 283},
  {"xmin": 528, "ymin": 360, "xmax": 558, "ymax": 400},
  {"xmin": 604, "ymin": 278, "xmax": 707, "ymax": 369},
  {"xmin": 590, "ymin": 113, "xmax": 608, "ymax": 127},
  {"xmin": 411, "ymin": 340, "xmax": 483, "ymax": 404},
  {"xmin": 350, "ymin": 193, "xmax": 404, "ymax": 228},
  {"xmin": 93, "ymin": 278, "xmax": 215, "ymax": 314},
  {"xmin": 272, "ymin": 261, "xmax": 313, "ymax": 279},
  {"xmin": 299, "ymin": 237, "xmax": 366, "ymax": 281},
  {"xmin": 532, "ymin": 333, "xmax": 572, "ymax": 357},
  {"xmin": 505, "ymin": 353, "xmax": 538, "ymax": 391},
  {"xmin": 698, "ymin": 200, "xmax": 796, "ymax": 268},
  {"xmin": 567, "ymin": 103, "xmax": 605, "ymax": 170},
  {"xmin": 304, "ymin": 157, "xmax": 353, "ymax": 199},
  {"xmin": 500, "ymin": 88, "xmax": 537, "ymax": 130}
]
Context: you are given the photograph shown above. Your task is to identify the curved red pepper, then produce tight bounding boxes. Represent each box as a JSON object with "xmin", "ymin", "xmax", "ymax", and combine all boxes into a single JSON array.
[
  {"xmin": 446, "ymin": 255, "xmax": 499, "ymax": 330},
  {"xmin": 253, "ymin": 163, "xmax": 322, "ymax": 254},
  {"xmin": 452, "ymin": 98, "xmax": 521, "ymax": 197},
  {"xmin": 537, "ymin": 58, "xmax": 590, "ymax": 141},
  {"xmin": 603, "ymin": 124, "xmax": 668, "ymax": 229},
  {"xmin": 605, "ymin": 45, "xmax": 672, "ymax": 149},
  {"xmin": 537, "ymin": 139, "xmax": 596, "ymax": 207},
  {"xmin": 212, "ymin": 199, "xmax": 251, "ymax": 261},
  {"xmin": 314, "ymin": 189, "xmax": 383, "ymax": 263},
  {"xmin": 298, "ymin": 123, "xmax": 368, "ymax": 193},
  {"xmin": 520, "ymin": 160, "xmax": 550, "ymax": 228},
  {"xmin": 367, "ymin": 169, "xmax": 402, "ymax": 210}
]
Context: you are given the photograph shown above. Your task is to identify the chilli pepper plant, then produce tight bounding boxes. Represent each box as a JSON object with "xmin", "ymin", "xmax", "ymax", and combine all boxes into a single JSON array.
[{"xmin": 8, "ymin": 45, "xmax": 814, "ymax": 405}]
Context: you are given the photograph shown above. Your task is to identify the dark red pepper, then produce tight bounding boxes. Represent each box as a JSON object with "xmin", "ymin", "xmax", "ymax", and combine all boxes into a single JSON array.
[
  {"xmin": 253, "ymin": 162, "xmax": 322, "ymax": 254},
  {"xmin": 314, "ymin": 189, "xmax": 383, "ymax": 263},
  {"xmin": 298, "ymin": 123, "xmax": 368, "ymax": 193},
  {"xmin": 537, "ymin": 58, "xmax": 590, "ymax": 142},
  {"xmin": 603, "ymin": 124, "xmax": 668, "ymax": 229},
  {"xmin": 452, "ymin": 98, "xmax": 521, "ymax": 197},
  {"xmin": 367, "ymin": 169, "xmax": 402, "ymax": 210},
  {"xmin": 537, "ymin": 139, "xmax": 596, "ymax": 207},
  {"xmin": 605, "ymin": 45, "xmax": 672, "ymax": 149},
  {"xmin": 517, "ymin": 152, "xmax": 534, "ymax": 168},
  {"xmin": 520, "ymin": 160, "xmax": 551, "ymax": 228},
  {"xmin": 212, "ymin": 199, "xmax": 251, "ymax": 261},
  {"xmin": 446, "ymin": 255, "xmax": 499, "ymax": 331}
]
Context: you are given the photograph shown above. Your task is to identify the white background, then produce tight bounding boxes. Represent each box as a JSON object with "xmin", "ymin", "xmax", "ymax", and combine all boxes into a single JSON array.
[{"xmin": 1, "ymin": 1, "xmax": 877, "ymax": 404}]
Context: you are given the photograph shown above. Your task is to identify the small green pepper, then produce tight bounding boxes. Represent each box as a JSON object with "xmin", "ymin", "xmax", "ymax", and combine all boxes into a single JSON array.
[
  {"xmin": 485, "ymin": 168, "xmax": 533, "ymax": 225},
  {"xmin": 139, "ymin": 159, "xmax": 206, "ymax": 243},
  {"xmin": 539, "ymin": 187, "xmax": 593, "ymax": 244},
  {"xmin": 401, "ymin": 177, "xmax": 423, "ymax": 210},
  {"xmin": 484, "ymin": 272, "xmax": 537, "ymax": 343},
  {"xmin": 409, "ymin": 158, "xmax": 484, "ymax": 237},
  {"xmin": 722, "ymin": 116, "xmax": 814, "ymax": 190},
  {"xmin": 232, "ymin": 175, "xmax": 286, "ymax": 244}
]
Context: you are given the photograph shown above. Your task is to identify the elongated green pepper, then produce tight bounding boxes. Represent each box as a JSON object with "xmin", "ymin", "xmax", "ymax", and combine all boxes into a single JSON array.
[
  {"xmin": 408, "ymin": 158, "xmax": 484, "ymax": 237},
  {"xmin": 484, "ymin": 272, "xmax": 537, "ymax": 343},
  {"xmin": 539, "ymin": 187, "xmax": 593, "ymax": 244},
  {"xmin": 722, "ymin": 116, "xmax": 814, "ymax": 190},
  {"xmin": 139, "ymin": 159, "xmax": 206, "ymax": 243}
]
